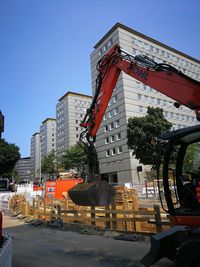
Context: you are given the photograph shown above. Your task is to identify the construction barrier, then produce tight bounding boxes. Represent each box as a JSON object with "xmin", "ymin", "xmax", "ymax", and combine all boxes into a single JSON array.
[{"xmin": 8, "ymin": 186, "xmax": 171, "ymax": 234}]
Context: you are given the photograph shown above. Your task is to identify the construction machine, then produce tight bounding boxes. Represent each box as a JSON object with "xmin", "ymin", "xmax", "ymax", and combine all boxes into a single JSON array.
[{"xmin": 68, "ymin": 44, "xmax": 200, "ymax": 266}]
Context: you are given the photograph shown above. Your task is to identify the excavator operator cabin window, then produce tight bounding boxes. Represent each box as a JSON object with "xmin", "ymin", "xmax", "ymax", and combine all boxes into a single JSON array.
[{"xmin": 182, "ymin": 142, "xmax": 200, "ymax": 177}]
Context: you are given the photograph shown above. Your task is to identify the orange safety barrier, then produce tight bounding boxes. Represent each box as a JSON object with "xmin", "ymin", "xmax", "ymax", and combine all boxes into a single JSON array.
[{"xmin": 45, "ymin": 179, "xmax": 83, "ymax": 200}]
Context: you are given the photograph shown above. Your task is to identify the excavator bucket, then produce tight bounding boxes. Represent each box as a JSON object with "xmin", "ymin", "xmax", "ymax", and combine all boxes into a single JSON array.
[{"xmin": 68, "ymin": 181, "xmax": 115, "ymax": 206}]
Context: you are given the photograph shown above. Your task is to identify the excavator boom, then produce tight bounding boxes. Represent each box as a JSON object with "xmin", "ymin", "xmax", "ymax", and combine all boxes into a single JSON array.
[{"xmin": 81, "ymin": 44, "xmax": 200, "ymax": 140}]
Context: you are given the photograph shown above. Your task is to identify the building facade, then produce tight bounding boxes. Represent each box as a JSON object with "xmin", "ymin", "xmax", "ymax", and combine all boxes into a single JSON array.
[
  {"xmin": 40, "ymin": 118, "xmax": 56, "ymax": 159},
  {"xmin": 56, "ymin": 92, "xmax": 92, "ymax": 157},
  {"xmin": 90, "ymin": 22, "xmax": 200, "ymax": 185},
  {"xmin": 14, "ymin": 157, "xmax": 31, "ymax": 182},
  {"xmin": 30, "ymin": 132, "xmax": 40, "ymax": 180}
]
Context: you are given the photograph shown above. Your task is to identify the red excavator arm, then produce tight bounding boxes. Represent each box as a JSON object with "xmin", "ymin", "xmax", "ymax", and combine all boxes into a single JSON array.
[{"xmin": 80, "ymin": 44, "xmax": 200, "ymax": 141}]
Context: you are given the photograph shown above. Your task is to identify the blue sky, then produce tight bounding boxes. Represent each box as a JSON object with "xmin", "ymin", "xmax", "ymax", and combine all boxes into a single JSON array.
[{"xmin": 1, "ymin": 0, "xmax": 200, "ymax": 157}]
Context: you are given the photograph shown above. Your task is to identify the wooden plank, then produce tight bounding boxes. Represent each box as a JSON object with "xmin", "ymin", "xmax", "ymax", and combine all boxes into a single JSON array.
[
  {"xmin": 91, "ymin": 217, "xmax": 151, "ymax": 222},
  {"xmin": 111, "ymin": 203, "xmax": 117, "ymax": 229},
  {"xmin": 60, "ymin": 209, "xmax": 155, "ymax": 215},
  {"xmin": 105, "ymin": 205, "xmax": 111, "ymax": 228},
  {"xmin": 91, "ymin": 206, "xmax": 96, "ymax": 226},
  {"xmin": 148, "ymin": 220, "xmax": 171, "ymax": 226}
]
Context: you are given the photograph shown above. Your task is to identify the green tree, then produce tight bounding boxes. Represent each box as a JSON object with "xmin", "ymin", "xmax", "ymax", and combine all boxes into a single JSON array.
[
  {"xmin": 60, "ymin": 143, "xmax": 86, "ymax": 178},
  {"xmin": 127, "ymin": 107, "xmax": 172, "ymax": 171},
  {"xmin": 41, "ymin": 151, "xmax": 57, "ymax": 178},
  {"xmin": 0, "ymin": 139, "xmax": 20, "ymax": 177}
]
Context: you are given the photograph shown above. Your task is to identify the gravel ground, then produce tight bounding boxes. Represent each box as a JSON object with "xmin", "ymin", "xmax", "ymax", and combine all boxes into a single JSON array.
[{"xmin": 2, "ymin": 212, "xmax": 174, "ymax": 267}]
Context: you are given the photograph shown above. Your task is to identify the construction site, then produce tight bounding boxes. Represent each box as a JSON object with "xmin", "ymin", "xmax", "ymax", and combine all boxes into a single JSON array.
[{"xmin": 1, "ymin": 180, "xmax": 173, "ymax": 267}]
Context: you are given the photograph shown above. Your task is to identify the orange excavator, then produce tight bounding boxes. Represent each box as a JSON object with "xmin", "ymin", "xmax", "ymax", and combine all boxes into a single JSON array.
[{"xmin": 69, "ymin": 44, "xmax": 200, "ymax": 266}]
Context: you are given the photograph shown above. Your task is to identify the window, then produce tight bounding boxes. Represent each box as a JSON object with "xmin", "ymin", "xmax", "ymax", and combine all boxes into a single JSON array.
[
  {"xmin": 105, "ymin": 137, "xmax": 109, "ymax": 144},
  {"xmin": 150, "ymin": 97, "xmax": 154, "ymax": 104},
  {"xmin": 106, "ymin": 150, "xmax": 110, "ymax": 157},
  {"xmin": 108, "ymin": 110, "xmax": 113, "ymax": 118},
  {"xmin": 111, "ymin": 135, "xmax": 115, "ymax": 142},
  {"xmin": 117, "ymin": 133, "xmax": 121, "ymax": 140},
  {"xmin": 132, "ymin": 48, "xmax": 137, "ymax": 55},
  {"xmin": 113, "ymin": 95, "xmax": 118, "ymax": 103},
  {"xmin": 132, "ymin": 37, "xmax": 137, "ymax": 45},
  {"xmin": 110, "ymin": 122, "xmax": 114, "ymax": 130},
  {"xmin": 118, "ymin": 146, "xmax": 122, "ymax": 154},
  {"xmin": 114, "ymin": 107, "xmax": 119, "ymax": 115},
  {"xmin": 112, "ymin": 148, "xmax": 116, "ymax": 155},
  {"xmin": 139, "ymin": 106, "xmax": 143, "ymax": 113},
  {"xmin": 116, "ymin": 120, "xmax": 120, "ymax": 128},
  {"xmin": 138, "ymin": 94, "xmax": 142, "ymax": 100},
  {"xmin": 108, "ymin": 38, "xmax": 113, "ymax": 47},
  {"xmin": 104, "ymin": 125, "xmax": 108, "ymax": 132},
  {"xmin": 76, "ymin": 127, "xmax": 79, "ymax": 131}
]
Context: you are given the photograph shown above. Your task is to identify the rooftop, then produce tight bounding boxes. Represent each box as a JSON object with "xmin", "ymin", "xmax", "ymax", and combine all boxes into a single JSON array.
[
  {"xmin": 94, "ymin": 22, "xmax": 200, "ymax": 64},
  {"xmin": 58, "ymin": 91, "xmax": 92, "ymax": 102}
]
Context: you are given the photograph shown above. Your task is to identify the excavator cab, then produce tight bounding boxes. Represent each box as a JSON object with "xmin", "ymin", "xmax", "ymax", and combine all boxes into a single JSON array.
[
  {"xmin": 142, "ymin": 124, "xmax": 200, "ymax": 266},
  {"xmin": 161, "ymin": 124, "xmax": 200, "ymax": 223}
]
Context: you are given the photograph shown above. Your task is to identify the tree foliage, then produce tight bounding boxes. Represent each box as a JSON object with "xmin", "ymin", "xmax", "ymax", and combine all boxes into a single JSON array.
[
  {"xmin": 41, "ymin": 151, "xmax": 56, "ymax": 177},
  {"xmin": 60, "ymin": 143, "xmax": 86, "ymax": 178},
  {"xmin": 127, "ymin": 107, "xmax": 172, "ymax": 170},
  {"xmin": 0, "ymin": 139, "xmax": 20, "ymax": 176}
]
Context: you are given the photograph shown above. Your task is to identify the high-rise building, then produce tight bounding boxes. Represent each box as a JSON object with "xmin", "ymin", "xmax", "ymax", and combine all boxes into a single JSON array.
[
  {"xmin": 56, "ymin": 91, "xmax": 92, "ymax": 157},
  {"xmin": 30, "ymin": 132, "xmax": 40, "ymax": 179},
  {"xmin": 14, "ymin": 157, "xmax": 31, "ymax": 182},
  {"xmin": 40, "ymin": 118, "xmax": 56, "ymax": 159},
  {"xmin": 90, "ymin": 23, "xmax": 200, "ymax": 185}
]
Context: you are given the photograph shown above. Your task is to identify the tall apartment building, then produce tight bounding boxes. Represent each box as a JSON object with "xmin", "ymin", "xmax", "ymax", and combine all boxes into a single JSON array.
[
  {"xmin": 56, "ymin": 92, "xmax": 92, "ymax": 157},
  {"xmin": 40, "ymin": 118, "xmax": 56, "ymax": 159},
  {"xmin": 30, "ymin": 132, "xmax": 40, "ymax": 179},
  {"xmin": 14, "ymin": 157, "xmax": 31, "ymax": 182},
  {"xmin": 90, "ymin": 22, "xmax": 200, "ymax": 185}
]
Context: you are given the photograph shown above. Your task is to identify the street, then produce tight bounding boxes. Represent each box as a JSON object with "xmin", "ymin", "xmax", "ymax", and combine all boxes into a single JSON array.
[{"xmin": 2, "ymin": 212, "xmax": 174, "ymax": 267}]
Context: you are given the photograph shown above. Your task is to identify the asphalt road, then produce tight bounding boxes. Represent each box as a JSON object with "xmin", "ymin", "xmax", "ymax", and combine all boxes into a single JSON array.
[{"xmin": 2, "ymin": 213, "xmax": 174, "ymax": 267}]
